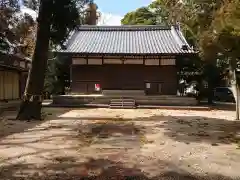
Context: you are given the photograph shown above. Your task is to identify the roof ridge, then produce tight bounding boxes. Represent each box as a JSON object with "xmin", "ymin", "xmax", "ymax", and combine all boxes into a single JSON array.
[{"xmin": 77, "ymin": 25, "xmax": 171, "ymax": 31}]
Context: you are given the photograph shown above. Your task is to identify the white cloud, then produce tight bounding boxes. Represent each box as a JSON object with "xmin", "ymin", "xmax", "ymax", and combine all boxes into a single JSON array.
[
  {"xmin": 20, "ymin": 6, "xmax": 123, "ymax": 26},
  {"xmin": 98, "ymin": 12, "xmax": 123, "ymax": 26},
  {"xmin": 20, "ymin": 6, "xmax": 38, "ymax": 20}
]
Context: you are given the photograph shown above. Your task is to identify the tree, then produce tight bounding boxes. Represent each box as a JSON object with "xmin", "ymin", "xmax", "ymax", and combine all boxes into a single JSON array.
[
  {"xmin": 16, "ymin": 0, "xmax": 90, "ymax": 120},
  {"xmin": 0, "ymin": 1, "xmax": 18, "ymax": 51},
  {"xmin": 212, "ymin": 0, "xmax": 240, "ymax": 119},
  {"xmin": 122, "ymin": 0, "xmax": 234, "ymax": 104},
  {"xmin": 0, "ymin": 0, "xmax": 36, "ymax": 57},
  {"xmin": 121, "ymin": 7, "xmax": 157, "ymax": 25},
  {"xmin": 14, "ymin": 14, "xmax": 36, "ymax": 57},
  {"xmin": 44, "ymin": 55, "xmax": 71, "ymax": 96},
  {"xmin": 163, "ymin": 0, "xmax": 240, "ymax": 108}
]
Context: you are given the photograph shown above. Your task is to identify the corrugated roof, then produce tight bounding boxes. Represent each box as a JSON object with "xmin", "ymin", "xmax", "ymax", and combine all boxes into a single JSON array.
[{"xmin": 59, "ymin": 25, "xmax": 194, "ymax": 55}]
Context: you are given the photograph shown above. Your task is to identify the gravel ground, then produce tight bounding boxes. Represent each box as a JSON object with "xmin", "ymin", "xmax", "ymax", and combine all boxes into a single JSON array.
[{"xmin": 0, "ymin": 108, "xmax": 240, "ymax": 180}]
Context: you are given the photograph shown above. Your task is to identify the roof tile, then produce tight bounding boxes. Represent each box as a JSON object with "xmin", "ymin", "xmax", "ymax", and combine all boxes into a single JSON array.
[{"xmin": 60, "ymin": 25, "xmax": 194, "ymax": 55}]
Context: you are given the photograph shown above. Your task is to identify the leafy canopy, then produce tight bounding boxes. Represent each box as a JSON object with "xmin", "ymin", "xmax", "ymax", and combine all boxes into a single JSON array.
[
  {"xmin": 122, "ymin": 0, "xmax": 240, "ymax": 64},
  {"xmin": 0, "ymin": 0, "xmax": 35, "ymax": 56},
  {"xmin": 24, "ymin": 0, "xmax": 90, "ymax": 46}
]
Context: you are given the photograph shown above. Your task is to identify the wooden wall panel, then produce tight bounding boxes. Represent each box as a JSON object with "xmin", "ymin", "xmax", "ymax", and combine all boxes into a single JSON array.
[
  {"xmin": 12, "ymin": 72, "xmax": 19, "ymax": 99},
  {"xmin": 73, "ymin": 82, "xmax": 88, "ymax": 93},
  {"xmin": 102, "ymin": 65, "xmax": 144, "ymax": 90},
  {"xmin": 5, "ymin": 72, "xmax": 10, "ymax": 99},
  {"xmin": 0, "ymin": 70, "xmax": 20, "ymax": 100},
  {"xmin": 161, "ymin": 59, "xmax": 176, "ymax": 65},
  {"xmin": 71, "ymin": 65, "xmax": 103, "ymax": 82},
  {"xmin": 124, "ymin": 59, "xmax": 143, "ymax": 64},
  {"xmin": 144, "ymin": 66, "xmax": 177, "ymax": 95},
  {"xmin": 88, "ymin": 59, "xmax": 102, "ymax": 65},
  {"xmin": 71, "ymin": 65, "xmax": 103, "ymax": 93},
  {"xmin": 104, "ymin": 59, "xmax": 122, "ymax": 64},
  {"xmin": 72, "ymin": 58, "xmax": 87, "ymax": 65},
  {"xmin": 0, "ymin": 71, "xmax": 4, "ymax": 100},
  {"xmin": 71, "ymin": 64, "xmax": 177, "ymax": 95},
  {"xmin": 145, "ymin": 59, "xmax": 160, "ymax": 66}
]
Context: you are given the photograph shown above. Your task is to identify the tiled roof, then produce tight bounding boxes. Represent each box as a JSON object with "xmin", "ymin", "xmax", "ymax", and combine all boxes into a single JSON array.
[
  {"xmin": 59, "ymin": 25, "xmax": 194, "ymax": 55},
  {"xmin": 0, "ymin": 51, "xmax": 30, "ymax": 70}
]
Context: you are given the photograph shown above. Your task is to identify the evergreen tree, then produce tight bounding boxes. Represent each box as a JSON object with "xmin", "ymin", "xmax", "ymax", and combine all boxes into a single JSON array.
[
  {"xmin": 0, "ymin": 0, "xmax": 36, "ymax": 57},
  {"xmin": 122, "ymin": 0, "xmax": 240, "ymax": 107},
  {"xmin": 16, "ymin": 0, "xmax": 90, "ymax": 120}
]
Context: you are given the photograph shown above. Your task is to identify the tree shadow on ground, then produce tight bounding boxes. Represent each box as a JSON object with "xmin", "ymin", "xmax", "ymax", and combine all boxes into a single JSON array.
[
  {"xmin": 0, "ymin": 107, "xmax": 78, "ymax": 139},
  {"xmin": 0, "ymin": 157, "xmax": 236, "ymax": 180},
  {"xmin": 1, "ymin": 108, "xmax": 240, "ymax": 179},
  {"xmin": 0, "ymin": 119, "xmax": 147, "ymax": 165},
  {"xmin": 142, "ymin": 115, "xmax": 240, "ymax": 145},
  {"xmin": 76, "ymin": 121, "xmax": 145, "ymax": 138}
]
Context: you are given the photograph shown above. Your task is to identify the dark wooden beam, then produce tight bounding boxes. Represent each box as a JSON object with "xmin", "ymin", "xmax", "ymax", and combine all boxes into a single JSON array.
[{"xmin": 86, "ymin": 55, "xmax": 89, "ymax": 65}]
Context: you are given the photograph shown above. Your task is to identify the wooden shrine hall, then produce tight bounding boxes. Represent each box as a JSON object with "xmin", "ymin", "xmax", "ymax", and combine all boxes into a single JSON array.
[
  {"xmin": 54, "ymin": 25, "xmax": 197, "ymax": 107},
  {"xmin": 58, "ymin": 25, "xmax": 194, "ymax": 95}
]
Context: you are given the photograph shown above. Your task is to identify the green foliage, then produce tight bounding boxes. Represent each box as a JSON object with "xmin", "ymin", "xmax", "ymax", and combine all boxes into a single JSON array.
[
  {"xmin": 44, "ymin": 55, "xmax": 70, "ymax": 95},
  {"xmin": 0, "ymin": 0, "xmax": 91, "ymax": 56},
  {"xmin": 121, "ymin": 7, "xmax": 157, "ymax": 25},
  {"xmin": 122, "ymin": 0, "xmax": 240, "ymax": 72},
  {"xmin": 24, "ymin": 0, "xmax": 90, "ymax": 47},
  {"xmin": 121, "ymin": 0, "xmax": 172, "ymax": 26},
  {"xmin": 122, "ymin": 0, "xmax": 240, "ymax": 102},
  {"xmin": 0, "ymin": 0, "xmax": 36, "ymax": 57},
  {"xmin": 21, "ymin": 0, "xmax": 91, "ymax": 96},
  {"xmin": 213, "ymin": 0, "xmax": 240, "ymax": 59},
  {"xmin": 23, "ymin": 0, "xmax": 38, "ymax": 10},
  {"xmin": 0, "ymin": 0, "xmax": 19, "ymax": 51},
  {"xmin": 50, "ymin": 0, "xmax": 85, "ymax": 45}
]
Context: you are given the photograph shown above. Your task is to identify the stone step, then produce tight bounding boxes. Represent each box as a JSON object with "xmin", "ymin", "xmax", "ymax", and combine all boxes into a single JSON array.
[
  {"xmin": 110, "ymin": 98, "xmax": 136, "ymax": 101},
  {"xmin": 110, "ymin": 100, "xmax": 136, "ymax": 104},
  {"xmin": 109, "ymin": 106, "xmax": 137, "ymax": 109},
  {"xmin": 109, "ymin": 98, "xmax": 136, "ymax": 109},
  {"xmin": 110, "ymin": 101, "xmax": 135, "ymax": 104},
  {"xmin": 110, "ymin": 104, "xmax": 135, "ymax": 107}
]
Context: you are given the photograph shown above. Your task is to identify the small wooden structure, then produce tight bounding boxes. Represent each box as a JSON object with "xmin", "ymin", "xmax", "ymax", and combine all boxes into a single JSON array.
[{"xmin": 0, "ymin": 52, "xmax": 30, "ymax": 101}]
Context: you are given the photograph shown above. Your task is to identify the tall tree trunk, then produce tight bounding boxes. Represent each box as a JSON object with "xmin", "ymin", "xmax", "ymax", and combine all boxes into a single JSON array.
[
  {"xmin": 232, "ymin": 82, "xmax": 240, "ymax": 120},
  {"xmin": 207, "ymin": 81, "xmax": 214, "ymax": 104},
  {"xmin": 16, "ymin": 0, "xmax": 53, "ymax": 120},
  {"xmin": 205, "ymin": 63, "xmax": 216, "ymax": 105},
  {"xmin": 229, "ymin": 58, "xmax": 240, "ymax": 120}
]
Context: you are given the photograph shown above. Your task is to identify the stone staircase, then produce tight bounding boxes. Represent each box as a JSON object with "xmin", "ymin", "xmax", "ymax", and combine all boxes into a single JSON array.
[{"xmin": 109, "ymin": 98, "xmax": 136, "ymax": 109}]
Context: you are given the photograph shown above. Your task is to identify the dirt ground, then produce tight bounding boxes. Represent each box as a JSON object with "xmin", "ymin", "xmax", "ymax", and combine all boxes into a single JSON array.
[{"xmin": 0, "ymin": 108, "xmax": 240, "ymax": 180}]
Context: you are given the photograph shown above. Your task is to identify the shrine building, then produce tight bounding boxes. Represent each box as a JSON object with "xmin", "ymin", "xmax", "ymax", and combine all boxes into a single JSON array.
[{"xmin": 57, "ymin": 25, "xmax": 194, "ymax": 96}]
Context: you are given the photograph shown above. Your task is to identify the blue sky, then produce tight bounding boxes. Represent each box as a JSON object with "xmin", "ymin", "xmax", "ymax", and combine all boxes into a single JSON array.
[
  {"xmin": 95, "ymin": 0, "xmax": 152, "ymax": 16},
  {"xmin": 20, "ymin": 0, "xmax": 153, "ymax": 25},
  {"xmin": 96, "ymin": 0, "xmax": 153, "ymax": 25}
]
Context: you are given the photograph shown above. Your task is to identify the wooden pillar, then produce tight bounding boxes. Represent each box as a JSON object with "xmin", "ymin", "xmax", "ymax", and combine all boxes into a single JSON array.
[
  {"xmin": 69, "ymin": 63, "xmax": 73, "ymax": 93},
  {"xmin": 19, "ymin": 71, "xmax": 28, "ymax": 99}
]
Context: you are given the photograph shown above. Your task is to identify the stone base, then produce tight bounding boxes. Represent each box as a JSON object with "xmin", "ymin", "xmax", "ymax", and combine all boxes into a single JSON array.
[
  {"xmin": 52, "ymin": 94, "xmax": 197, "ymax": 107},
  {"xmin": 0, "ymin": 100, "xmax": 20, "ymax": 114},
  {"xmin": 102, "ymin": 90, "xmax": 145, "ymax": 96}
]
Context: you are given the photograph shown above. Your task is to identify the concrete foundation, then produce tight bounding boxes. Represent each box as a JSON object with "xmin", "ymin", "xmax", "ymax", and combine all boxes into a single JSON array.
[{"xmin": 52, "ymin": 94, "xmax": 198, "ymax": 107}]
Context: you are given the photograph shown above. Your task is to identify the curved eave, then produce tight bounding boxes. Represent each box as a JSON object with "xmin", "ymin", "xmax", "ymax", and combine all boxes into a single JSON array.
[
  {"xmin": 55, "ymin": 51, "xmax": 196, "ymax": 57},
  {"xmin": 0, "ymin": 64, "xmax": 28, "ymax": 72}
]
